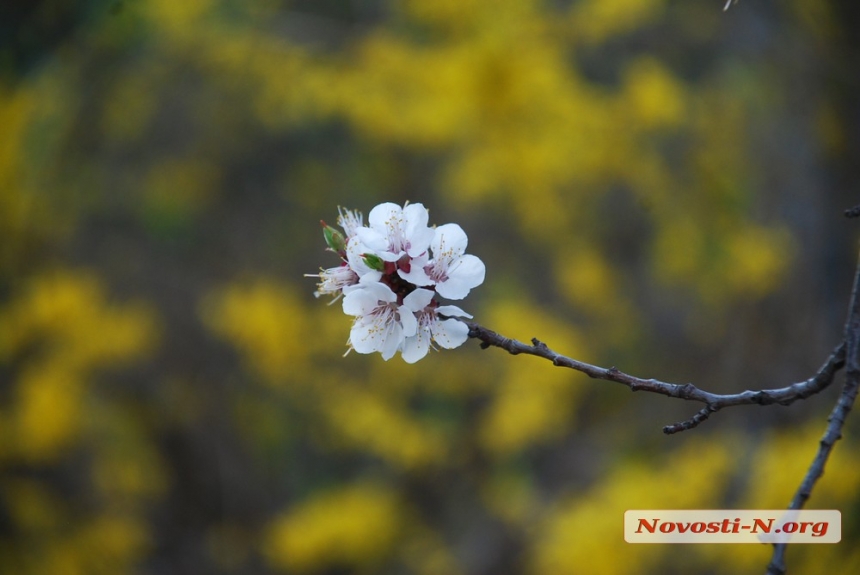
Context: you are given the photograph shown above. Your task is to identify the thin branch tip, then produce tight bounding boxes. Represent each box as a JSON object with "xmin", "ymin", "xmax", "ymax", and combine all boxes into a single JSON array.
[{"xmin": 466, "ymin": 320, "xmax": 844, "ymax": 431}]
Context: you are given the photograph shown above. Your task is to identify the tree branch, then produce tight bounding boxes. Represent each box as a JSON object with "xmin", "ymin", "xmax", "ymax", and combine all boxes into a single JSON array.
[
  {"xmin": 465, "ymin": 321, "xmax": 845, "ymax": 434},
  {"xmin": 461, "ymin": 212, "xmax": 860, "ymax": 575},
  {"xmin": 765, "ymin": 247, "xmax": 860, "ymax": 574}
]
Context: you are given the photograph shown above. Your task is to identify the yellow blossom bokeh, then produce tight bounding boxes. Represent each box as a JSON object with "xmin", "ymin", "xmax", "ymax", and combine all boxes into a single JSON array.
[{"xmin": 1, "ymin": 1, "xmax": 857, "ymax": 574}]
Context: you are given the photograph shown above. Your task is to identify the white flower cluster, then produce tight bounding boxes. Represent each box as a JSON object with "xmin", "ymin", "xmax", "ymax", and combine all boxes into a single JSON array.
[{"xmin": 307, "ymin": 202, "xmax": 485, "ymax": 363}]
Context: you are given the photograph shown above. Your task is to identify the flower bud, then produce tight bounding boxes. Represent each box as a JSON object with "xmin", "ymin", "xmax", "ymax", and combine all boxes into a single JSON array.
[{"xmin": 321, "ymin": 220, "xmax": 346, "ymax": 253}]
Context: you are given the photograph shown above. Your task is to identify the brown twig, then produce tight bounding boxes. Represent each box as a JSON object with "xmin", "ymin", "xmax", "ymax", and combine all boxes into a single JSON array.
[
  {"xmin": 765, "ymin": 248, "xmax": 860, "ymax": 574},
  {"xmin": 464, "ymin": 321, "xmax": 846, "ymax": 434}
]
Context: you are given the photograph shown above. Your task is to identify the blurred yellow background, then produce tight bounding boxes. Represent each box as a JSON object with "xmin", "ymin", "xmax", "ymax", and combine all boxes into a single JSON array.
[{"xmin": 1, "ymin": 0, "xmax": 859, "ymax": 573}]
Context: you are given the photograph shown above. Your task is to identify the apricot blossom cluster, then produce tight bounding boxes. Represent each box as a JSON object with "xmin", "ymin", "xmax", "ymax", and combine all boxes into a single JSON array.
[{"xmin": 307, "ymin": 202, "xmax": 485, "ymax": 362}]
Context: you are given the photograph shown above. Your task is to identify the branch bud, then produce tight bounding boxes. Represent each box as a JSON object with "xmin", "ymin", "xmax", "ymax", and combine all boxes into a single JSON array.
[{"xmin": 321, "ymin": 220, "xmax": 346, "ymax": 253}]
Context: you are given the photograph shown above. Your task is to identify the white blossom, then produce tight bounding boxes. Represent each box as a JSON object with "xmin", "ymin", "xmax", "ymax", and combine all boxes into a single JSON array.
[
  {"xmin": 342, "ymin": 280, "xmax": 430, "ymax": 360},
  {"xmin": 308, "ymin": 202, "xmax": 485, "ymax": 362},
  {"xmin": 401, "ymin": 304, "xmax": 472, "ymax": 364},
  {"xmin": 355, "ymin": 202, "xmax": 435, "ymax": 264},
  {"xmin": 307, "ymin": 264, "xmax": 359, "ymax": 300},
  {"xmin": 423, "ymin": 223, "xmax": 486, "ymax": 300}
]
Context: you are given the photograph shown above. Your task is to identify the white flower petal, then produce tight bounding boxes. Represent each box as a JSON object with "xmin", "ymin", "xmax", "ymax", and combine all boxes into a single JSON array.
[
  {"xmin": 435, "ymin": 255, "xmax": 485, "ymax": 300},
  {"xmin": 345, "ymin": 270, "xmax": 381, "ymax": 291},
  {"xmin": 407, "ymin": 229, "xmax": 435, "ymax": 258},
  {"xmin": 400, "ymin": 307, "xmax": 418, "ymax": 337},
  {"xmin": 349, "ymin": 315, "xmax": 385, "ymax": 354},
  {"xmin": 361, "ymin": 278, "xmax": 397, "ymax": 303},
  {"xmin": 346, "ymin": 236, "xmax": 377, "ymax": 277},
  {"xmin": 349, "ymin": 305, "xmax": 408, "ymax": 359},
  {"xmin": 355, "ymin": 227, "xmax": 389, "ymax": 254},
  {"xmin": 398, "ymin": 253, "xmax": 433, "ymax": 286},
  {"xmin": 398, "ymin": 268, "xmax": 432, "ymax": 287},
  {"xmin": 431, "ymin": 318, "xmax": 470, "ymax": 349},
  {"xmin": 451, "ymin": 254, "xmax": 486, "ymax": 284},
  {"xmin": 436, "ymin": 305, "xmax": 472, "ymax": 319},
  {"xmin": 402, "ymin": 288, "xmax": 434, "ymax": 312},
  {"xmin": 342, "ymin": 289, "xmax": 377, "ymax": 316},
  {"xmin": 431, "ymin": 223, "xmax": 468, "ymax": 258},
  {"xmin": 368, "ymin": 202, "xmax": 401, "ymax": 232},
  {"xmin": 403, "ymin": 203, "xmax": 434, "ymax": 255},
  {"xmin": 380, "ymin": 322, "xmax": 403, "ymax": 360},
  {"xmin": 434, "ymin": 278, "xmax": 471, "ymax": 300},
  {"xmin": 364, "ymin": 204, "xmax": 409, "ymax": 261},
  {"xmin": 399, "ymin": 267, "xmax": 433, "ymax": 286},
  {"xmin": 401, "ymin": 327, "xmax": 431, "ymax": 363},
  {"xmin": 402, "ymin": 203, "xmax": 429, "ymax": 235}
]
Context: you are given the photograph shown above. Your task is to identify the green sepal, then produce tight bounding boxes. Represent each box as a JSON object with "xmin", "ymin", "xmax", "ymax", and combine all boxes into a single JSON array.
[
  {"xmin": 321, "ymin": 220, "xmax": 346, "ymax": 253},
  {"xmin": 361, "ymin": 253, "xmax": 384, "ymax": 271}
]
